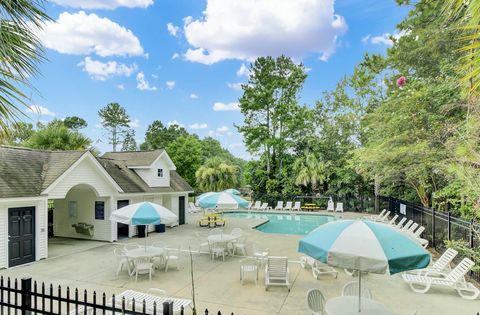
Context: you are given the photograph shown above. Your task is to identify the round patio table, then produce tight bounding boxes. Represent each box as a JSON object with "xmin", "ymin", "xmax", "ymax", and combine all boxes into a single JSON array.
[
  {"xmin": 126, "ymin": 246, "xmax": 165, "ymax": 259},
  {"xmin": 325, "ymin": 296, "xmax": 394, "ymax": 315},
  {"xmin": 207, "ymin": 234, "xmax": 239, "ymax": 243}
]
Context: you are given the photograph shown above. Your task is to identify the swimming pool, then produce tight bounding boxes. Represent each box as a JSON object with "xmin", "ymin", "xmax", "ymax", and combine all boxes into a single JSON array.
[{"xmin": 223, "ymin": 211, "xmax": 335, "ymax": 235}]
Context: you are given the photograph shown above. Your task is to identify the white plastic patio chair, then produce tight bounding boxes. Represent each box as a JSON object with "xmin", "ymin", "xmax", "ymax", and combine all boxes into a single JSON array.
[
  {"xmin": 209, "ymin": 227, "xmax": 223, "ymax": 236},
  {"xmin": 265, "ymin": 256, "xmax": 290, "ymax": 291},
  {"xmin": 259, "ymin": 202, "xmax": 271, "ymax": 210},
  {"xmin": 253, "ymin": 243, "xmax": 269, "ymax": 266},
  {"xmin": 406, "ymin": 248, "xmax": 457, "ymax": 277},
  {"xmin": 252, "ymin": 201, "xmax": 262, "ymax": 210},
  {"xmin": 209, "ymin": 240, "xmax": 226, "ymax": 262},
  {"xmin": 117, "ymin": 289, "xmax": 192, "ymax": 314},
  {"xmin": 284, "ymin": 201, "xmax": 293, "ymax": 211},
  {"xmin": 402, "ymin": 258, "xmax": 479, "ymax": 299},
  {"xmin": 164, "ymin": 246, "xmax": 180, "ymax": 272},
  {"xmin": 193, "ymin": 232, "xmax": 209, "ymax": 254},
  {"xmin": 306, "ymin": 289, "xmax": 326, "ymax": 315},
  {"xmin": 335, "ymin": 202, "xmax": 344, "ymax": 212},
  {"xmin": 114, "ymin": 247, "xmax": 131, "ymax": 276},
  {"xmin": 300, "ymin": 255, "xmax": 338, "ymax": 279},
  {"xmin": 293, "ymin": 201, "xmax": 301, "ymax": 211},
  {"xmin": 372, "ymin": 210, "xmax": 390, "ymax": 222},
  {"xmin": 233, "ymin": 236, "xmax": 248, "ymax": 256},
  {"xmin": 342, "ymin": 281, "xmax": 373, "ymax": 299},
  {"xmin": 231, "ymin": 227, "xmax": 243, "ymax": 238},
  {"xmin": 364, "ymin": 209, "xmax": 386, "ymax": 220},
  {"xmin": 132, "ymin": 256, "xmax": 154, "ymax": 281},
  {"xmin": 274, "ymin": 201, "xmax": 284, "ymax": 210},
  {"xmin": 395, "ymin": 217, "xmax": 407, "ymax": 228},
  {"xmin": 412, "ymin": 226, "xmax": 425, "ymax": 238},
  {"xmin": 406, "ymin": 222, "xmax": 419, "ymax": 234},
  {"xmin": 388, "ymin": 214, "xmax": 399, "ymax": 225},
  {"xmin": 240, "ymin": 257, "xmax": 258, "ymax": 285},
  {"xmin": 326, "ymin": 200, "xmax": 335, "ymax": 212},
  {"xmin": 401, "ymin": 220, "xmax": 414, "ymax": 231},
  {"xmin": 188, "ymin": 202, "xmax": 201, "ymax": 213}
]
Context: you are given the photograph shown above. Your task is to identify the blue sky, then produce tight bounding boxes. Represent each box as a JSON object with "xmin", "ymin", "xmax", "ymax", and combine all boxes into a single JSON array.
[{"xmin": 27, "ymin": 0, "xmax": 410, "ymax": 158}]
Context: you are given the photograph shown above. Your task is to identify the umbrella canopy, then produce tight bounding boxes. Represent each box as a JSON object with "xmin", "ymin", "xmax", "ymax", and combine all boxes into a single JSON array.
[
  {"xmin": 198, "ymin": 192, "xmax": 249, "ymax": 209},
  {"xmin": 109, "ymin": 202, "xmax": 178, "ymax": 226},
  {"xmin": 223, "ymin": 188, "xmax": 241, "ymax": 195},
  {"xmin": 298, "ymin": 219, "xmax": 430, "ymax": 274}
]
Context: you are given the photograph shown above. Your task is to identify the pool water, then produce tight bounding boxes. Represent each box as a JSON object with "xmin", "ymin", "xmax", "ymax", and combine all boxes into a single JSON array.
[{"xmin": 223, "ymin": 211, "xmax": 335, "ymax": 235}]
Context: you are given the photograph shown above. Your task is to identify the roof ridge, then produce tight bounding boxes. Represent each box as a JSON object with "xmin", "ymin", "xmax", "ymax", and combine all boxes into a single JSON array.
[
  {"xmin": 103, "ymin": 149, "xmax": 164, "ymax": 153},
  {"xmin": 0, "ymin": 145, "xmax": 88, "ymax": 153}
]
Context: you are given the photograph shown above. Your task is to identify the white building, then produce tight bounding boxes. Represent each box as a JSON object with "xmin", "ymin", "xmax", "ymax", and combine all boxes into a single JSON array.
[{"xmin": 0, "ymin": 146, "xmax": 193, "ymax": 268}]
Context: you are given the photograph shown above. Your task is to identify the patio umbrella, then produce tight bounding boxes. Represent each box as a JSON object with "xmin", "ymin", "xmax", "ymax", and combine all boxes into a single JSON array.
[
  {"xmin": 109, "ymin": 202, "xmax": 178, "ymax": 249},
  {"xmin": 298, "ymin": 219, "xmax": 430, "ymax": 312},
  {"xmin": 223, "ymin": 188, "xmax": 241, "ymax": 195},
  {"xmin": 198, "ymin": 192, "xmax": 249, "ymax": 209}
]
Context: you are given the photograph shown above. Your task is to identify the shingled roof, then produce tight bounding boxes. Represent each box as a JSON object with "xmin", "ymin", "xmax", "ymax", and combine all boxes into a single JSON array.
[{"xmin": 0, "ymin": 146, "xmax": 192, "ymax": 198}]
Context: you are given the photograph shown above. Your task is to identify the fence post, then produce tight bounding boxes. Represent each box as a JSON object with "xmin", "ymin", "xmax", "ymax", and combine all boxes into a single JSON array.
[
  {"xmin": 163, "ymin": 301, "xmax": 173, "ymax": 315},
  {"xmin": 431, "ymin": 208, "xmax": 436, "ymax": 248},
  {"xmin": 447, "ymin": 212, "xmax": 451, "ymax": 241},
  {"xmin": 470, "ymin": 219, "xmax": 475, "ymax": 249},
  {"xmin": 21, "ymin": 278, "xmax": 32, "ymax": 315}
]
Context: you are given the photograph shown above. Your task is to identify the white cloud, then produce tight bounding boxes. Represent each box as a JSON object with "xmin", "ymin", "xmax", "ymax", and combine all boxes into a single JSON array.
[
  {"xmin": 236, "ymin": 63, "xmax": 250, "ymax": 77},
  {"xmin": 151, "ymin": 74, "xmax": 158, "ymax": 79},
  {"xmin": 50, "ymin": 0, "xmax": 153, "ymax": 9},
  {"xmin": 229, "ymin": 143, "xmax": 243, "ymax": 149},
  {"xmin": 189, "ymin": 122, "xmax": 208, "ymax": 129},
  {"xmin": 171, "ymin": 53, "xmax": 180, "ymax": 60},
  {"xmin": 166, "ymin": 81, "xmax": 176, "ymax": 90},
  {"xmin": 167, "ymin": 120, "xmax": 184, "ymax": 128},
  {"xmin": 213, "ymin": 102, "xmax": 240, "ymax": 111},
  {"xmin": 167, "ymin": 23, "xmax": 180, "ymax": 37},
  {"xmin": 117, "ymin": 84, "xmax": 125, "ymax": 90},
  {"xmin": 136, "ymin": 72, "xmax": 157, "ymax": 91},
  {"xmin": 227, "ymin": 82, "xmax": 243, "ymax": 91},
  {"xmin": 190, "ymin": 93, "xmax": 199, "ymax": 99},
  {"xmin": 217, "ymin": 125, "xmax": 229, "ymax": 133},
  {"xmin": 183, "ymin": 0, "xmax": 347, "ymax": 64},
  {"xmin": 78, "ymin": 57, "xmax": 137, "ymax": 80},
  {"xmin": 38, "ymin": 11, "xmax": 144, "ymax": 57},
  {"xmin": 26, "ymin": 105, "xmax": 56, "ymax": 117},
  {"xmin": 362, "ymin": 31, "xmax": 405, "ymax": 47},
  {"xmin": 129, "ymin": 118, "xmax": 140, "ymax": 128}
]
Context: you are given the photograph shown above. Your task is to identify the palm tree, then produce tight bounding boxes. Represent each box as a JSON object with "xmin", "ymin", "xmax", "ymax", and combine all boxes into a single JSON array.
[
  {"xmin": 195, "ymin": 157, "xmax": 238, "ymax": 192},
  {"xmin": 25, "ymin": 122, "xmax": 91, "ymax": 150},
  {"xmin": 293, "ymin": 152, "xmax": 328, "ymax": 194},
  {"xmin": 0, "ymin": 1, "xmax": 50, "ymax": 138}
]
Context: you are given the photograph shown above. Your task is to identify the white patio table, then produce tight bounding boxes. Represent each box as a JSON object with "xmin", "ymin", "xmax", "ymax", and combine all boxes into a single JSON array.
[
  {"xmin": 126, "ymin": 246, "xmax": 165, "ymax": 259},
  {"xmin": 325, "ymin": 296, "xmax": 394, "ymax": 315},
  {"xmin": 207, "ymin": 234, "xmax": 240, "ymax": 255}
]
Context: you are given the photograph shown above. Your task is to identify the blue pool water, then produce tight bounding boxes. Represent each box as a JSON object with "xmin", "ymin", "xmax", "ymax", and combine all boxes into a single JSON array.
[{"xmin": 223, "ymin": 211, "xmax": 335, "ymax": 235}]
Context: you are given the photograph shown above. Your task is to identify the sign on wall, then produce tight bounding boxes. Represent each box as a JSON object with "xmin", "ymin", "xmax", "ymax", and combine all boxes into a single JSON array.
[{"xmin": 400, "ymin": 204, "xmax": 406, "ymax": 215}]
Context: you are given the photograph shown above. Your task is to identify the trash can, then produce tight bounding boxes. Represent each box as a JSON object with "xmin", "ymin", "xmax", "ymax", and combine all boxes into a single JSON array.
[
  {"xmin": 155, "ymin": 224, "xmax": 166, "ymax": 233},
  {"xmin": 137, "ymin": 225, "xmax": 146, "ymax": 238}
]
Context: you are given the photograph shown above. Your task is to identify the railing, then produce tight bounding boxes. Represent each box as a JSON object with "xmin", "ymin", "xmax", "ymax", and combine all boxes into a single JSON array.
[{"xmin": 378, "ymin": 195, "xmax": 480, "ymax": 282}]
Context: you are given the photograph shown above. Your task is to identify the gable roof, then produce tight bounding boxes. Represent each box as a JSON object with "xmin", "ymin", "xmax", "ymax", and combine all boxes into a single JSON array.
[
  {"xmin": 102, "ymin": 150, "xmax": 165, "ymax": 168},
  {"xmin": 0, "ymin": 146, "xmax": 193, "ymax": 198},
  {"xmin": 0, "ymin": 146, "xmax": 86, "ymax": 198}
]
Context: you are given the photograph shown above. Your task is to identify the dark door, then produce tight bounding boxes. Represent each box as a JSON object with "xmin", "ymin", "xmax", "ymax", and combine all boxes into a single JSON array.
[
  {"xmin": 8, "ymin": 207, "xmax": 35, "ymax": 267},
  {"xmin": 179, "ymin": 196, "xmax": 186, "ymax": 225},
  {"xmin": 116, "ymin": 200, "xmax": 130, "ymax": 239}
]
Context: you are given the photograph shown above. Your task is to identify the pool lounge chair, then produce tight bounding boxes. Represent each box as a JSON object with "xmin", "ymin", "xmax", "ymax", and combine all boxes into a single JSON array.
[
  {"xmin": 402, "ymin": 258, "xmax": 479, "ymax": 300},
  {"xmin": 401, "ymin": 220, "xmax": 414, "ymax": 231},
  {"xmin": 251, "ymin": 201, "xmax": 262, "ymax": 210},
  {"xmin": 118, "ymin": 289, "xmax": 192, "ymax": 314},
  {"xmin": 327, "ymin": 200, "xmax": 335, "ymax": 212},
  {"xmin": 265, "ymin": 256, "xmax": 290, "ymax": 291},
  {"xmin": 274, "ymin": 201, "xmax": 284, "ymax": 211},
  {"xmin": 364, "ymin": 209, "xmax": 386, "ymax": 221},
  {"xmin": 259, "ymin": 202, "xmax": 271, "ymax": 211},
  {"xmin": 188, "ymin": 202, "xmax": 201, "ymax": 213},
  {"xmin": 387, "ymin": 214, "xmax": 399, "ymax": 225},
  {"xmin": 292, "ymin": 201, "xmax": 301, "ymax": 211},
  {"xmin": 371, "ymin": 210, "xmax": 390, "ymax": 222},
  {"xmin": 300, "ymin": 255, "xmax": 338, "ymax": 279},
  {"xmin": 395, "ymin": 217, "xmax": 407, "ymax": 228},
  {"xmin": 405, "ymin": 248, "xmax": 457, "ymax": 277},
  {"xmin": 335, "ymin": 202, "xmax": 344, "ymax": 212},
  {"xmin": 284, "ymin": 201, "xmax": 293, "ymax": 211}
]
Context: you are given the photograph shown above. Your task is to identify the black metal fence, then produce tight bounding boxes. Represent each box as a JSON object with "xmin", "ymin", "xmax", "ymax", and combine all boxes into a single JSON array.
[{"xmin": 378, "ymin": 195, "xmax": 480, "ymax": 282}]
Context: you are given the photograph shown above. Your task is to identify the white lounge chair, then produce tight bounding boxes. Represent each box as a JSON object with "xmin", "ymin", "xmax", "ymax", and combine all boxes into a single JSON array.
[
  {"xmin": 364, "ymin": 209, "xmax": 386, "ymax": 220},
  {"xmin": 274, "ymin": 201, "xmax": 284, "ymax": 211},
  {"xmin": 335, "ymin": 202, "xmax": 344, "ymax": 212},
  {"xmin": 327, "ymin": 200, "xmax": 335, "ymax": 212},
  {"xmin": 373, "ymin": 210, "xmax": 390, "ymax": 222},
  {"xmin": 132, "ymin": 256, "xmax": 154, "ymax": 281},
  {"xmin": 401, "ymin": 220, "xmax": 414, "ymax": 231},
  {"xmin": 411, "ymin": 226, "xmax": 428, "ymax": 248},
  {"xmin": 253, "ymin": 243, "xmax": 269, "ymax": 266},
  {"xmin": 395, "ymin": 217, "xmax": 407, "ymax": 228},
  {"xmin": 284, "ymin": 201, "xmax": 293, "ymax": 211},
  {"xmin": 188, "ymin": 202, "xmax": 201, "ymax": 213},
  {"xmin": 293, "ymin": 201, "xmax": 301, "ymax": 211},
  {"xmin": 114, "ymin": 247, "xmax": 132, "ymax": 276},
  {"xmin": 402, "ymin": 258, "xmax": 479, "ymax": 300},
  {"xmin": 406, "ymin": 223, "xmax": 419, "ymax": 234},
  {"xmin": 246, "ymin": 202, "xmax": 252, "ymax": 210},
  {"xmin": 164, "ymin": 246, "xmax": 180, "ymax": 272},
  {"xmin": 265, "ymin": 256, "xmax": 290, "ymax": 291},
  {"xmin": 117, "ymin": 289, "xmax": 192, "ymax": 313},
  {"xmin": 342, "ymin": 281, "xmax": 373, "ymax": 299},
  {"xmin": 233, "ymin": 236, "xmax": 248, "ymax": 256},
  {"xmin": 240, "ymin": 257, "xmax": 258, "ymax": 285},
  {"xmin": 259, "ymin": 202, "xmax": 271, "ymax": 211},
  {"xmin": 300, "ymin": 255, "xmax": 338, "ymax": 279},
  {"xmin": 252, "ymin": 201, "xmax": 262, "ymax": 210},
  {"xmin": 306, "ymin": 289, "xmax": 326, "ymax": 315},
  {"xmin": 209, "ymin": 241, "xmax": 226, "ymax": 262},
  {"xmin": 406, "ymin": 248, "xmax": 457, "ymax": 277},
  {"xmin": 387, "ymin": 214, "xmax": 399, "ymax": 225}
]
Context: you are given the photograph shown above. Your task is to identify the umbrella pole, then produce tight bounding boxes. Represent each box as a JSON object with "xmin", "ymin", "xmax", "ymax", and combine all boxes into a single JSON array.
[
  {"xmin": 358, "ymin": 271, "xmax": 362, "ymax": 313},
  {"xmin": 145, "ymin": 225, "xmax": 147, "ymax": 252}
]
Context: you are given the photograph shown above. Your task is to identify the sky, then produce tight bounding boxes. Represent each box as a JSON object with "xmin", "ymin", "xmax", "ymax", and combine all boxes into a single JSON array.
[{"xmin": 26, "ymin": 0, "xmax": 410, "ymax": 158}]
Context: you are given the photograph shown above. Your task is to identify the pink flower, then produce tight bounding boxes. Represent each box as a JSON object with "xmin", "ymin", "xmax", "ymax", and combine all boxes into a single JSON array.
[{"xmin": 396, "ymin": 76, "xmax": 406, "ymax": 88}]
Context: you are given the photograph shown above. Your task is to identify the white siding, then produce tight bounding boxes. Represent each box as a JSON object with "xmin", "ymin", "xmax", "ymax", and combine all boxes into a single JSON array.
[
  {"xmin": 46, "ymin": 157, "xmax": 118, "ymax": 199},
  {"xmin": 133, "ymin": 157, "xmax": 170, "ymax": 187},
  {"xmin": 53, "ymin": 188, "xmax": 112, "ymax": 241},
  {"xmin": 0, "ymin": 198, "xmax": 48, "ymax": 269}
]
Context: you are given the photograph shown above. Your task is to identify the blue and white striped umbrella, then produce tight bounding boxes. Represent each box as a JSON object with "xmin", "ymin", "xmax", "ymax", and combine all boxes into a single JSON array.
[
  {"xmin": 299, "ymin": 219, "xmax": 430, "ymax": 274},
  {"xmin": 299, "ymin": 220, "xmax": 430, "ymax": 312},
  {"xmin": 109, "ymin": 202, "xmax": 177, "ymax": 226},
  {"xmin": 198, "ymin": 192, "xmax": 249, "ymax": 209},
  {"xmin": 223, "ymin": 188, "xmax": 241, "ymax": 195}
]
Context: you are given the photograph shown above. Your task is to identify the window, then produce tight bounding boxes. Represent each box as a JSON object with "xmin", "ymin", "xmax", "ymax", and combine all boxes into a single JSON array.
[
  {"xmin": 157, "ymin": 168, "xmax": 163, "ymax": 177},
  {"xmin": 95, "ymin": 201, "xmax": 105, "ymax": 220}
]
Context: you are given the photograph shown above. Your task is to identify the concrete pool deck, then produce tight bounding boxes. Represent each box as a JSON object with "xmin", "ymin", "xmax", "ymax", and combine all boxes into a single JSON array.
[{"xmin": 0, "ymin": 211, "xmax": 478, "ymax": 314}]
